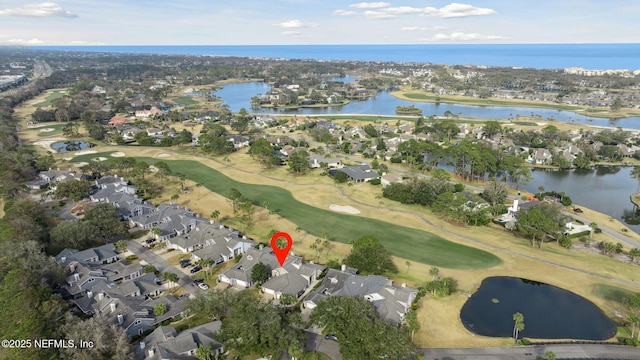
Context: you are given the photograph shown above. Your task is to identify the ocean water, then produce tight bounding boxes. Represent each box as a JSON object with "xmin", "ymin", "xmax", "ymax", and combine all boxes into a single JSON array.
[{"xmin": 30, "ymin": 44, "xmax": 640, "ymax": 70}]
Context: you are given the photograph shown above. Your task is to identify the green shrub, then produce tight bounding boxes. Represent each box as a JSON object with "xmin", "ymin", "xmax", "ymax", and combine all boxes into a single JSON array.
[{"xmin": 126, "ymin": 255, "xmax": 138, "ymax": 261}]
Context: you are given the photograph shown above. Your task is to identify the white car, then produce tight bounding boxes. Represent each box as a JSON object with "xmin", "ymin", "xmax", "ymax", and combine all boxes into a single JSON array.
[{"xmin": 198, "ymin": 283, "xmax": 209, "ymax": 290}]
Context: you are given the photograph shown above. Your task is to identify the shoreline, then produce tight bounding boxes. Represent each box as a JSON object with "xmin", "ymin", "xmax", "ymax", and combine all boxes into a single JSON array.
[{"xmin": 390, "ymin": 88, "xmax": 640, "ymax": 119}]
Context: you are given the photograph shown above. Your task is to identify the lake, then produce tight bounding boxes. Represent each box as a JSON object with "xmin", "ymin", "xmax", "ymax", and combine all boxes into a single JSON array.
[
  {"xmin": 521, "ymin": 167, "xmax": 640, "ymax": 233},
  {"xmin": 215, "ymin": 81, "xmax": 640, "ymax": 129},
  {"xmin": 460, "ymin": 276, "xmax": 617, "ymax": 340}
]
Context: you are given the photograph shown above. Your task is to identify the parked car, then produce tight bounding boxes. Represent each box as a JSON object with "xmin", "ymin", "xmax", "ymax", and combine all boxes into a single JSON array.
[
  {"xmin": 190, "ymin": 265, "xmax": 202, "ymax": 273},
  {"xmin": 178, "ymin": 294, "xmax": 189, "ymax": 300},
  {"xmin": 193, "ymin": 278, "xmax": 204, "ymax": 284},
  {"xmin": 145, "ymin": 238, "xmax": 156, "ymax": 244},
  {"xmin": 324, "ymin": 334, "xmax": 338, "ymax": 342},
  {"xmin": 180, "ymin": 259, "xmax": 191, "ymax": 268},
  {"xmin": 198, "ymin": 283, "xmax": 209, "ymax": 290}
]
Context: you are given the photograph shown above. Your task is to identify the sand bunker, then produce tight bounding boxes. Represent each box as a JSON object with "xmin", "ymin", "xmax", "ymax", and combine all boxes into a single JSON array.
[
  {"xmin": 94, "ymin": 157, "xmax": 108, "ymax": 162},
  {"xmin": 63, "ymin": 157, "xmax": 73, "ymax": 161},
  {"xmin": 111, "ymin": 152, "xmax": 126, "ymax": 157},
  {"xmin": 74, "ymin": 150, "xmax": 97, "ymax": 156},
  {"xmin": 157, "ymin": 153, "xmax": 171, "ymax": 158},
  {"xmin": 74, "ymin": 162, "xmax": 89, "ymax": 168},
  {"xmin": 32, "ymin": 137, "xmax": 65, "ymax": 150},
  {"xmin": 329, "ymin": 204, "xmax": 361, "ymax": 215},
  {"xmin": 39, "ymin": 128, "xmax": 55, "ymax": 132}
]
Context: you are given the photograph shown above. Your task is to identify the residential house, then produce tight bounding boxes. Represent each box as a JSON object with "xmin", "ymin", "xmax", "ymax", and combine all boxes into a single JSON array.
[
  {"xmin": 218, "ymin": 247, "xmax": 287, "ymax": 288},
  {"xmin": 135, "ymin": 107, "xmax": 163, "ymax": 118},
  {"xmin": 532, "ymin": 148, "xmax": 553, "ymax": 165},
  {"xmin": 261, "ymin": 258, "xmax": 326, "ymax": 301},
  {"xmin": 226, "ymin": 134, "xmax": 250, "ymax": 149},
  {"xmin": 129, "ymin": 204, "xmax": 206, "ymax": 240},
  {"xmin": 146, "ymin": 128, "xmax": 164, "ymax": 137},
  {"xmin": 55, "ymin": 244, "xmax": 120, "ymax": 268},
  {"xmin": 167, "ymin": 222, "xmax": 254, "ymax": 261},
  {"xmin": 303, "ymin": 267, "xmax": 418, "ymax": 325},
  {"xmin": 308, "ymin": 154, "xmax": 342, "ymax": 169},
  {"xmin": 343, "ymin": 127, "xmax": 368, "ymax": 139},
  {"xmin": 134, "ymin": 322, "xmax": 223, "ymax": 360},
  {"xmin": 109, "ymin": 115, "xmax": 130, "ymax": 126},
  {"xmin": 338, "ymin": 164, "xmax": 380, "ymax": 182},
  {"xmin": 381, "ymin": 173, "xmax": 404, "ymax": 187}
]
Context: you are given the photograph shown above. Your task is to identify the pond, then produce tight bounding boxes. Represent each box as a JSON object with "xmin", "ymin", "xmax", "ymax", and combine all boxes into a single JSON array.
[
  {"xmin": 51, "ymin": 141, "xmax": 95, "ymax": 153},
  {"xmin": 460, "ymin": 276, "xmax": 617, "ymax": 340}
]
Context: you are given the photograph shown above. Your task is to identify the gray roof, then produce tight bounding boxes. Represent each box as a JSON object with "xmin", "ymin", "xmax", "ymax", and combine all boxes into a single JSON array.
[
  {"xmin": 339, "ymin": 164, "xmax": 380, "ymax": 181},
  {"xmin": 134, "ymin": 321, "xmax": 223, "ymax": 360},
  {"xmin": 262, "ymin": 259, "xmax": 326, "ymax": 296},
  {"xmin": 55, "ymin": 244, "xmax": 119, "ymax": 267},
  {"xmin": 306, "ymin": 268, "xmax": 417, "ymax": 324},
  {"xmin": 220, "ymin": 247, "xmax": 288, "ymax": 285},
  {"xmin": 173, "ymin": 222, "xmax": 255, "ymax": 256}
]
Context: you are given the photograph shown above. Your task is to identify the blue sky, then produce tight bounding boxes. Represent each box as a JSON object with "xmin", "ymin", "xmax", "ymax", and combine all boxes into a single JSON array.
[{"xmin": 0, "ymin": 0, "xmax": 638, "ymax": 45}]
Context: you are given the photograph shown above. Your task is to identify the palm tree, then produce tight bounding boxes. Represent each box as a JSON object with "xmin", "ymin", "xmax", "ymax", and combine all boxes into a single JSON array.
[
  {"xmin": 210, "ymin": 210, "xmax": 220, "ymax": 221},
  {"xmin": 512, "ymin": 312, "xmax": 525, "ymax": 342},
  {"xmin": 429, "ymin": 266, "xmax": 440, "ymax": 280},
  {"xmin": 170, "ymin": 193, "xmax": 179, "ymax": 205},
  {"xmin": 405, "ymin": 261, "xmax": 411, "ymax": 273}
]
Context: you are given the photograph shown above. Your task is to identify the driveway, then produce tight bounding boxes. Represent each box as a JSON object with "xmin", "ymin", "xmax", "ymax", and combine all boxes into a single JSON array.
[
  {"xmin": 126, "ymin": 239, "xmax": 198, "ymax": 295},
  {"xmin": 305, "ymin": 329, "xmax": 341, "ymax": 360}
]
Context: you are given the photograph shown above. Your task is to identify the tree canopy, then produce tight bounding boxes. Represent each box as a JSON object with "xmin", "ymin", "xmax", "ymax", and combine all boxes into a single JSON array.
[
  {"xmin": 344, "ymin": 235, "xmax": 398, "ymax": 274},
  {"xmin": 311, "ymin": 296, "xmax": 416, "ymax": 360}
]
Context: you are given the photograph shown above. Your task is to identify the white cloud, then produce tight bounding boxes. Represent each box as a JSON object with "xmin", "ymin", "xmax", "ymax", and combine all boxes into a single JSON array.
[
  {"xmin": 332, "ymin": 9, "xmax": 358, "ymax": 16},
  {"xmin": 343, "ymin": 3, "xmax": 495, "ymax": 20},
  {"xmin": 0, "ymin": 2, "xmax": 77, "ymax": 18},
  {"xmin": 349, "ymin": 2, "xmax": 390, "ymax": 9},
  {"xmin": 281, "ymin": 31, "xmax": 303, "ymax": 37},
  {"xmin": 384, "ymin": 6, "xmax": 425, "ymax": 15},
  {"xmin": 8, "ymin": 38, "xmax": 44, "ymax": 44},
  {"xmin": 364, "ymin": 10, "xmax": 396, "ymax": 19},
  {"xmin": 401, "ymin": 26, "xmax": 431, "ymax": 31},
  {"xmin": 69, "ymin": 40, "xmax": 105, "ymax": 45},
  {"xmin": 432, "ymin": 31, "xmax": 507, "ymax": 41},
  {"xmin": 423, "ymin": 3, "xmax": 495, "ymax": 18},
  {"xmin": 275, "ymin": 19, "xmax": 306, "ymax": 28}
]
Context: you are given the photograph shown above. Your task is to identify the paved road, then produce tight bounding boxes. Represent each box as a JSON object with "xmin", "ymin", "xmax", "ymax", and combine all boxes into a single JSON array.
[
  {"xmin": 126, "ymin": 239, "xmax": 197, "ymax": 295},
  {"xmin": 422, "ymin": 344, "xmax": 640, "ymax": 359},
  {"xmin": 305, "ymin": 330, "xmax": 342, "ymax": 360}
]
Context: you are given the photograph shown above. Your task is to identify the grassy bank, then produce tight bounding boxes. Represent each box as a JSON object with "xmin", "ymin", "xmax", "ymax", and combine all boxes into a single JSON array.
[
  {"xmin": 70, "ymin": 152, "xmax": 500, "ymax": 270},
  {"xmin": 392, "ymin": 89, "xmax": 640, "ymax": 119}
]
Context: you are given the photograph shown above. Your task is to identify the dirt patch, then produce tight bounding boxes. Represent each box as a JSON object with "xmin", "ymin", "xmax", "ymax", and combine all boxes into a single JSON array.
[
  {"xmin": 111, "ymin": 151, "xmax": 126, "ymax": 157},
  {"xmin": 74, "ymin": 162, "xmax": 89, "ymax": 167},
  {"xmin": 329, "ymin": 204, "xmax": 361, "ymax": 214}
]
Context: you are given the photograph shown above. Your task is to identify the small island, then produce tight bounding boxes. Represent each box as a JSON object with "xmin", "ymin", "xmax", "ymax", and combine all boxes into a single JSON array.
[{"xmin": 395, "ymin": 104, "xmax": 423, "ymax": 115}]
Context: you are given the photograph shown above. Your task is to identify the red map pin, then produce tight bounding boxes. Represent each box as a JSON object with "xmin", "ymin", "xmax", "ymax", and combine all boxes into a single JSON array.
[{"xmin": 270, "ymin": 231, "xmax": 293, "ymax": 267}]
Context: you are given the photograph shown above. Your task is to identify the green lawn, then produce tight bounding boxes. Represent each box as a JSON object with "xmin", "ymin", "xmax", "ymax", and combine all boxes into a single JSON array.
[
  {"xmin": 401, "ymin": 92, "xmax": 583, "ymax": 112},
  {"xmin": 71, "ymin": 153, "xmax": 501, "ymax": 269},
  {"xmin": 34, "ymin": 90, "xmax": 66, "ymax": 107},
  {"xmin": 172, "ymin": 96, "xmax": 199, "ymax": 106},
  {"xmin": 35, "ymin": 123, "xmax": 67, "ymax": 137},
  {"xmin": 315, "ymin": 114, "xmax": 537, "ymax": 127},
  {"xmin": 593, "ymin": 283, "xmax": 635, "ymax": 304}
]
